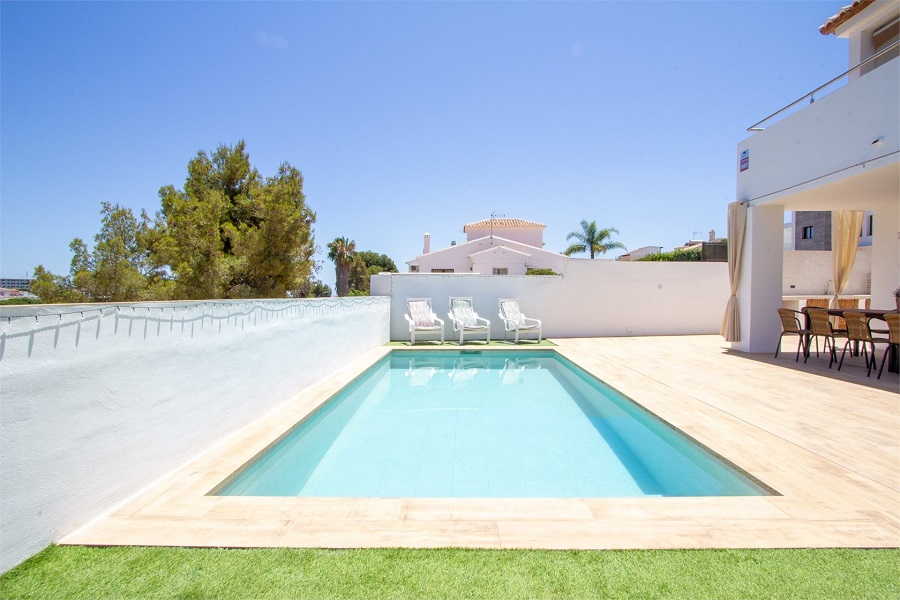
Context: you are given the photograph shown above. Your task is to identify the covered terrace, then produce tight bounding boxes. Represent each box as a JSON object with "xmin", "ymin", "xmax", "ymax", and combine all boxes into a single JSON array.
[{"xmin": 728, "ymin": 41, "xmax": 899, "ymax": 354}]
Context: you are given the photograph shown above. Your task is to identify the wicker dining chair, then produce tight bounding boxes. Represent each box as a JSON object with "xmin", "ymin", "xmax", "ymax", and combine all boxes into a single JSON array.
[
  {"xmin": 775, "ymin": 308, "xmax": 813, "ymax": 362},
  {"xmin": 838, "ymin": 312, "xmax": 892, "ymax": 377},
  {"xmin": 834, "ymin": 298, "xmax": 860, "ymax": 331},
  {"xmin": 805, "ymin": 308, "xmax": 848, "ymax": 368},
  {"xmin": 876, "ymin": 313, "xmax": 899, "ymax": 380},
  {"xmin": 806, "ymin": 298, "xmax": 847, "ymax": 334}
]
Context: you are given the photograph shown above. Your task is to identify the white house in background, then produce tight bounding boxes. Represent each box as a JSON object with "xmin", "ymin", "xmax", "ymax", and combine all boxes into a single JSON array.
[
  {"xmin": 406, "ymin": 218, "xmax": 568, "ymax": 275},
  {"xmin": 616, "ymin": 246, "xmax": 663, "ymax": 261},
  {"xmin": 675, "ymin": 229, "xmax": 725, "ymax": 252},
  {"xmin": 733, "ymin": 0, "xmax": 899, "ymax": 352}
]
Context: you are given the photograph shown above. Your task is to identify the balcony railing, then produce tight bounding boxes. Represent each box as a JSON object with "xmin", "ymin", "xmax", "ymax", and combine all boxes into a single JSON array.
[{"xmin": 748, "ymin": 40, "xmax": 899, "ymax": 132}]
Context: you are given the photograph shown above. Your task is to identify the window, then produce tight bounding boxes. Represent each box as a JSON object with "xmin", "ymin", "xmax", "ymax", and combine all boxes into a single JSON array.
[
  {"xmin": 802, "ymin": 226, "xmax": 814, "ymax": 239},
  {"xmin": 867, "ymin": 214, "xmax": 874, "ymax": 236},
  {"xmin": 431, "ymin": 268, "xmax": 454, "ymax": 273},
  {"xmin": 492, "ymin": 268, "xmax": 508, "ymax": 275}
]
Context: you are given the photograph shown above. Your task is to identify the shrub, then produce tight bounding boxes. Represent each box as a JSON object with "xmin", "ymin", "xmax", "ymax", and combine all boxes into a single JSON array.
[
  {"xmin": 526, "ymin": 268, "xmax": 557, "ymax": 275},
  {"xmin": 637, "ymin": 249, "xmax": 701, "ymax": 262},
  {"xmin": 0, "ymin": 297, "xmax": 42, "ymax": 305}
]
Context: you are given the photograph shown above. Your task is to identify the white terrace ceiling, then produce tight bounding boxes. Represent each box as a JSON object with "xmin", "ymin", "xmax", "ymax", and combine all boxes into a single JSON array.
[{"xmin": 763, "ymin": 159, "xmax": 899, "ymax": 212}]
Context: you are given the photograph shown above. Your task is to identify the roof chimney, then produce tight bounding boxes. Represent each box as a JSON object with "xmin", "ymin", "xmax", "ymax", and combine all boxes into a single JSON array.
[
  {"xmin": 423, "ymin": 233, "xmax": 431, "ymax": 254},
  {"xmin": 709, "ymin": 229, "xmax": 716, "ymax": 241}
]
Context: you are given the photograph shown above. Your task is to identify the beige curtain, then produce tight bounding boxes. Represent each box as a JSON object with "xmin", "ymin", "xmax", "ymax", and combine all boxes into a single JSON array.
[
  {"xmin": 831, "ymin": 210, "xmax": 865, "ymax": 308},
  {"xmin": 721, "ymin": 201, "xmax": 747, "ymax": 342}
]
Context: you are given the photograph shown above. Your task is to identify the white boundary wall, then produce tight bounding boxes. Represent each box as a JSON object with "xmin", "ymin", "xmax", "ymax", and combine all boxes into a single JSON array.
[
  {"xmin": 0, "ymin": 297, "xmax": 389, "ymax": 573},
  {"xmin": 372, "ymin": 260, "xmax": 729, "ymax": 341}
]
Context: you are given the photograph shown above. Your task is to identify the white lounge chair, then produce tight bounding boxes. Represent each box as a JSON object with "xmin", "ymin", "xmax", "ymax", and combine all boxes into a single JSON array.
[
  {"xmin": 405, "ymin": 298, "xmax": 444, "ymax": 345},
  {"xmin": 499, "ymin": 298, "xmax": 542, "ymax": 344},
  {"xmin": 448, "ymin": 297, "xmax": 490, "ymax": 344}
]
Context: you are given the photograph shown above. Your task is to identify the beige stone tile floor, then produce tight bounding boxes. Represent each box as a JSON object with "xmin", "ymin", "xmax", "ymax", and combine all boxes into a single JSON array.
[{"xmin": 61, "ymin": 336, "xmax": 899, "ymax": 550}]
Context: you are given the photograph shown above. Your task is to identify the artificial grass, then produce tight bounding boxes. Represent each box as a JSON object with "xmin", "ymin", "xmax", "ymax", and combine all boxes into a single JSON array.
[
  {"xmin": 1, "ymin": 546, "xmax": 897, "ymax": 599},
  {"xmin": 385, "ymin": 339, "xmax": 556, "ymax": 347}
]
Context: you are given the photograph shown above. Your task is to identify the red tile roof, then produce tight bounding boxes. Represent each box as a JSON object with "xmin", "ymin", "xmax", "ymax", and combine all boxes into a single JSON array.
[
  {"xmin": 820, "ymin": 0, "xmax": 875, "ymax": 35},
  {"xmin": 463, "ymin": 218, "xmax": 546, "ymax": 231}
]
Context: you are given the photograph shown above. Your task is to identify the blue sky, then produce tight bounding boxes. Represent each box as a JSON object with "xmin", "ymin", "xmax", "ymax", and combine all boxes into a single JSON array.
[{"xmin": 1, "ymin": 1, "xmax": 848, "ymax": 292}]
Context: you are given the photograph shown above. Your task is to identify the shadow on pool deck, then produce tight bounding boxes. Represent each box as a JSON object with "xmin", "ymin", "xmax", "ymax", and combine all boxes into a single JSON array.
[{"xmin": 731, "ymin": 340, "xmax": 899, "ymax": 393}]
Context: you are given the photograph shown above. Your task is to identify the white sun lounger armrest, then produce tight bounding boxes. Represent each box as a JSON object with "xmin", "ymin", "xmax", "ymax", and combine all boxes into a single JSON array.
[{"xmin": 499, "ymin": 314, "xmax": 540, "ymax": 329}]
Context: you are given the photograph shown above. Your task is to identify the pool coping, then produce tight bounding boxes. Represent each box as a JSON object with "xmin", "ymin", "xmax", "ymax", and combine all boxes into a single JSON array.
[{"xmin": 61, "ymin": 336, "xmax": 899, "ymax": 550}]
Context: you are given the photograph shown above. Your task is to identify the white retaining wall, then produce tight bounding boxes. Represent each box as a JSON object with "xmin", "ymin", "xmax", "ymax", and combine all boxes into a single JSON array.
[
  {"xmin": 372, "ymin": 260, "xmax": 730, "ymax": 341},
  {"xmin": 0, "ymin": 297, "xmax": 390, "ymax": 573}
]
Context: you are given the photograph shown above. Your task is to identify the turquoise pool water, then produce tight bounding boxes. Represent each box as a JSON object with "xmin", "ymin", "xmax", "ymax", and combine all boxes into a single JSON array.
[{"xmin": 215, "ymin": 351, "xmax": 770, "ymax": 498}]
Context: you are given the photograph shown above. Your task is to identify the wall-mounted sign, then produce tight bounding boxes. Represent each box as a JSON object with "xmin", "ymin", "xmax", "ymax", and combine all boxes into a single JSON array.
[{"xmin": 739, "ymin": 149, "xmax": 749, "ymax": 172}]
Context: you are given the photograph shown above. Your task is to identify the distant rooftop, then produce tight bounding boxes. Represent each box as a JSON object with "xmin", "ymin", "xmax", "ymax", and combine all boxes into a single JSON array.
[
  {"xmin": 463, "ymin": 218, "xmax": 546, "ymax": 232},
  {"xmin": 819, "ymin": 0, "xmax": 874, "ymax": 35}
]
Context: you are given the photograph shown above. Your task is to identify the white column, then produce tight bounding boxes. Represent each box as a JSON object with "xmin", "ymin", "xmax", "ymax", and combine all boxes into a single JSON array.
[
  {"xmin": 870, "ymin": 200, "xmax": 900, "ymax": 308},
  {"xmin": 848, "ymin": 35, "xmax": 865, "ymax": 82},
  {"xmin": 733, "ymin": 204, "xmax": 784, "ymax": 353}
]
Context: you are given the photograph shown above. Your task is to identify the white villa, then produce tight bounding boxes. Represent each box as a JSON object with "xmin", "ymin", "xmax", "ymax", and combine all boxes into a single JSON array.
[
  {"xmin": 731, "ymin": 0, "xmax": 899, "ymax": 353},
  {"xmin": 406, "ymin": 218, "xmax": 568, "ymax": 275},
  {"xmin": 615, "ymin": 245, "xmax": 663, "ymax": 261}
]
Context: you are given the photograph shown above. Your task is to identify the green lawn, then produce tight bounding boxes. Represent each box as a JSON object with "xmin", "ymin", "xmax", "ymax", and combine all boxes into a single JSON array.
[{"xmin": 1, "ymin": 546, "xmax": 897, "ymax": 599}]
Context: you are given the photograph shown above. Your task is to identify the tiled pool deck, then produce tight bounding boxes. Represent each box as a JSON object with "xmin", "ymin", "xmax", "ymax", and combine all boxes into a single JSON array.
[{"xmin": 61, "ymin": 336, "xmax": 899, "ymax": 550}]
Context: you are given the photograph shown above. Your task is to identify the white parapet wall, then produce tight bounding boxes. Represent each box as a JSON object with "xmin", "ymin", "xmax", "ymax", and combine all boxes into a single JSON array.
[
  {"xmin": 372, "ymin": 260, "xmax": 730, "ymax": 341},
  {"xmin": 0, "ymin": 297, "xmax": 390, "ymax": 573}
]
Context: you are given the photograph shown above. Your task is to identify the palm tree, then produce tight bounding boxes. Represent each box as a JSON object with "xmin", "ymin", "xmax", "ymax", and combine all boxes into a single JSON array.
[
  {"xmin": 563, "ymin": 220, "xmax": 625, "ymax": 259},
  {"xmin": 327, "ymin": 237, "xmax": 356, "ymax": 297}
]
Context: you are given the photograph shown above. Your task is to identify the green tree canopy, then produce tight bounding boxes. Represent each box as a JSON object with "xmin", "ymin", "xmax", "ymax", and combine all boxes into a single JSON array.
[
  {"xmin": 292, "ymin": 277, "xmax": 332, "ymax": 298},
  {"xmin": 307, "ymin": 279, "xmax": 333, "ymax": 298},
  {"xmin": 348, "ymin": 250, "xmax": 399, "ymax": 295},
  {"xmin": 154, "ymin": 141, "xmax": 316, "ymax": 299},
  {"xmin": 355, "ymin": 251, "xmax": 398, "ymax": 274},
  {"xmin": 347, "ymin": 258, "xmax": 370, "ymax": 296},
  {"xmin": 563, "ymin": 220, "xmax": 626, "ymax": 259},
  {"xmin": 32, "ymin": 141, "xmax": 318, "ymax": 303},
  {"xmin": 29, "ymin": 265, "xmax": 85, "ymax": 304},
  {"xmin": 69, "ymin": 202, "xmax": 161, "ymax": 301}
]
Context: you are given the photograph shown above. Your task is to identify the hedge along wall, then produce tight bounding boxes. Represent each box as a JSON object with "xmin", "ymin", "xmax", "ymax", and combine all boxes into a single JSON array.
[{"xmin": 0, "ymin": 297, "xmax": 390, "ymax": 573}]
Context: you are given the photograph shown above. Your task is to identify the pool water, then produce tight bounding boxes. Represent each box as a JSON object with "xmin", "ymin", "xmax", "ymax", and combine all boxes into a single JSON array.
[{"xmin": 215, "ymin": 351, "xmax": 770, "ymax": 498}]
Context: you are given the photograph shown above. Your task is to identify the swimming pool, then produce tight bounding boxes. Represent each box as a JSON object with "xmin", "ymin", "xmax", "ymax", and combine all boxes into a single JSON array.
[{"xmin": 214, "ymin": 350, "xmax": 770, "ymax": 498}]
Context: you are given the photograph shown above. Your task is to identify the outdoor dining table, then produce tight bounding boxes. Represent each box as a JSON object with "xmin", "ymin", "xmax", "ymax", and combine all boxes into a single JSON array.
[{"xmin": 800, "ymin": 306, "xmax": 899, "ymax": 373}]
